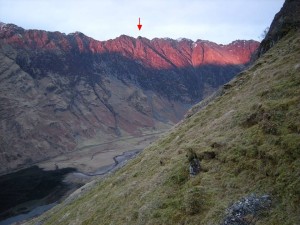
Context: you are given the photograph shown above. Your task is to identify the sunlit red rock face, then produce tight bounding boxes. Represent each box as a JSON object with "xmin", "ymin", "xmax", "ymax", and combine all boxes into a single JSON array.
[
  {"xmin": 0, "ymin": 23, "xmax": 259, "ymax": 174},
  {"xmin": 102, "ymin": 36, "xmax": 259, "ymax": 69},
  {"xmin": 0, "ymin": 23, "xmax": 259, "ymax": 70}
]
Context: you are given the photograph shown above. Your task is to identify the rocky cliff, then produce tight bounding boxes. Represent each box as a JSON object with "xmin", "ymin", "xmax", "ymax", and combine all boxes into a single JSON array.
[
  {"xmin": 257, "ymin": 0, "xmax": 300, "ymax": 57},
  {"xmin": 0, "ymin": 24, "xmax": 258, "ymax": 174}
]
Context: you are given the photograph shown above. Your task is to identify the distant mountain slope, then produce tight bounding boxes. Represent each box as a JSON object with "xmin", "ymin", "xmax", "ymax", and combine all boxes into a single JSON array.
[
  {"xmin": 0, "ymin": 24, "xmax": 258, "ymax": 102},
  {"xmin": 26, "ymin": 1, "xmax": 300, "ymax": 224},
  {"xmin": 0, "ymin": 24, "xmax": 258, "ymax": 174}
]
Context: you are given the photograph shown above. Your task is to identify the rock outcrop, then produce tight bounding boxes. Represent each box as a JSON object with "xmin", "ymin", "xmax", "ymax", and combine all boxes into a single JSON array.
[
  {"xmin": 256, "ymin": 0, "xmax": 300, "ymax": 57},
  {"xmin": 221, "ymin": 194, "xmax": 271, "ymax": 225}
]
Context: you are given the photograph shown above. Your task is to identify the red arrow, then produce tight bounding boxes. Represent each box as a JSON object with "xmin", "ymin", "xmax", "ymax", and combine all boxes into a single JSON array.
[{"xmin": 137, "ymin": 17, "xmax": 142, "ymax": 30}]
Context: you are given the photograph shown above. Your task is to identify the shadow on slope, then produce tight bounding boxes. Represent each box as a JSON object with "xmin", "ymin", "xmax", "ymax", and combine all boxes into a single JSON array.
[{"xmin": 14, "ymin": 49, "xmax": 247, "ymax": 103}]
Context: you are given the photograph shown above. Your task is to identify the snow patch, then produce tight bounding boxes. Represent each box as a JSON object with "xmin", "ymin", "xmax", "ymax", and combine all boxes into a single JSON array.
[
  {"xmin": 176, "ymin": 37, "xmax": 184, "ymax": 42},
  {"xmin": 177, "ymin": 38, "xmax": 193, "ymax": 42},
  {"xmin": 0, "ymin": 22, "xmax": 7, "ymax": 30}
]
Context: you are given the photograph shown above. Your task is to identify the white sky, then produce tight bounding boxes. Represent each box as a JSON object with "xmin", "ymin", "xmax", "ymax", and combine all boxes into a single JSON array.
[{"xmin": 0, "ymin": 0, "xmax": 284, "ymax": 44}]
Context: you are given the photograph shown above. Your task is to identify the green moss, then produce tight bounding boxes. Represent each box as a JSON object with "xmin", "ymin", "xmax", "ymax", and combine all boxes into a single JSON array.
[
  {"xmin": 183, "ymin": 187, "xmax": 206, "ymax": 215},
  {"xmin": 167, "ymin": 162, "xmax": 189, "ymax": 186},
  {"xmin": 280, "ymin": 134, "xmax": 300, "ymax": 159}
]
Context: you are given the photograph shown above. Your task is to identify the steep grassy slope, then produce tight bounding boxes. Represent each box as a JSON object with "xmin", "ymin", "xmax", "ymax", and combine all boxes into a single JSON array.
[{"xmin": 27, "ymin": 30, "xmax": 300, "ymax": 225}]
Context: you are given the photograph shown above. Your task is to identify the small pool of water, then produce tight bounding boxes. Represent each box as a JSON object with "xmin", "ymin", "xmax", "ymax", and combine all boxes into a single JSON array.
[
  {"xmin": 0, "ymin": 166, "xmax": 77, "ymax": 224},
  {"xmin": 0, "ymin": 203, "xmax": 57, "ymax": 225}
]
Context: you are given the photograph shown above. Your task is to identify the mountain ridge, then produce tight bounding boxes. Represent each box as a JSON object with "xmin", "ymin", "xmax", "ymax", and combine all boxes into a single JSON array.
[
  {"xmin": 0, "ymin": 22, "xmax": 258, "ymax": 69},
  {"xmin": 0, "ymin": 21, "xmax": 257, "ymax": 45}
]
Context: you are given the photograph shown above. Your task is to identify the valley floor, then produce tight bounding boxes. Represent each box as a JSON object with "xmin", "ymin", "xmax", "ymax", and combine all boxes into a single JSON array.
[
  {"xmin": 38, "ymin": 127, "xmax": 171, "ymax": 175},
  {"xmin": 0, "ymin": 126, "xmax": 172, "ymax": 224}
]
